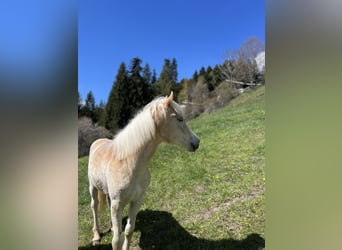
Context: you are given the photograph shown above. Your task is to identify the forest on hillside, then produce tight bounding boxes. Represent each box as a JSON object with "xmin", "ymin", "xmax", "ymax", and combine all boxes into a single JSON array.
[{"xmin": 78, "ymin": 36, "xmax": 265, "ymax": 156}]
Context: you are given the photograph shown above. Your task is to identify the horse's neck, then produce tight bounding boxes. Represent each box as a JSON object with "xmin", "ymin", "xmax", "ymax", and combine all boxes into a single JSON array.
[{"xmin": 135, "ymin": 136, "xmax": 162, "ymax": 167}]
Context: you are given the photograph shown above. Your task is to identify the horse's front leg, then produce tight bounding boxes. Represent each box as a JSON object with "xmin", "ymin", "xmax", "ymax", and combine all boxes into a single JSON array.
[
  {"xmin": 110, "ymin": 199, "xmax": 123, "ymax": 250},
  {"xmin": 122, "ymin": 196, "xmax": 144, "ymax": 250}
]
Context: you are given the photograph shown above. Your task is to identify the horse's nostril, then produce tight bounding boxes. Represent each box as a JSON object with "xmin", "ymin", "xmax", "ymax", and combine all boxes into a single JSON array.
[{"xmin": 191, "ymin": 141, "xmax": 199, "ymax": 150}]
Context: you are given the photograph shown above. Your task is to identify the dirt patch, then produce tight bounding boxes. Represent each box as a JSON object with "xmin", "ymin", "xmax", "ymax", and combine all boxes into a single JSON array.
[
  {"xmin": 202, "ymin": 189, "xmax": 264, "ymax": 221},
  {"xmin": 193, "ymin": 185, "xmax": 205, "ymax": 194}
]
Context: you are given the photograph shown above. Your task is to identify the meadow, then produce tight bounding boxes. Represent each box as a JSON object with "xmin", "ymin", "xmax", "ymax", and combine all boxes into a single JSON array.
[{"xmin": 78, "ymin": 86, "xmax": 265, "ymax": 250}]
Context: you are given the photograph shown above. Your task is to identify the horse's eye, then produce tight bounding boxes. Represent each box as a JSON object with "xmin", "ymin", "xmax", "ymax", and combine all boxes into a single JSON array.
[{"xmin": 177, "ymin": 117, "xmax": 184, "ymax": 122}]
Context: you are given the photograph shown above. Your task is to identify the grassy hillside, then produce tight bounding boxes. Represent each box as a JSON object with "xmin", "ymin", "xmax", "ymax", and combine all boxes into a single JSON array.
[{"xmin": 78, "ymin": 86, "xmax": 265, "ymax": 250}]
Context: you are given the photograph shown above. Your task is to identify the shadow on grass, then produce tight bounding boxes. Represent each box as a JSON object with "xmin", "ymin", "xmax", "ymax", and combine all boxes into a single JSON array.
[{"xmin": 79, "ymin": 209, "xmax": 265, "ymax": 250}]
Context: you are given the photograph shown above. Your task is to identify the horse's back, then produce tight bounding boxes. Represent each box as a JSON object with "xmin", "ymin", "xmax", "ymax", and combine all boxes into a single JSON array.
[
  {"xmin": 89, "ymin": 138, "xmax": 112, "ymax": 154},
  {"xmin": 88, "ymin": 138, "xmax": 113, "ymax": 192}
]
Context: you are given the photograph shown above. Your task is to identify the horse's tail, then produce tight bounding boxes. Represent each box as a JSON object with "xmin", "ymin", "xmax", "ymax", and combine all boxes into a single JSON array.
[{"xmin": 97, "ymin": 190, "xmax": 107, "ymax": 212}]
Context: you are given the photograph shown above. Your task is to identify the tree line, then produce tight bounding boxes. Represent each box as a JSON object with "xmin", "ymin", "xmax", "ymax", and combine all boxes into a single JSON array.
[
  {"xmin": 78, "ymin": 56, "xmax": 181, "ymax": 132},
  {"xmin": 78, "ymin": 37, "xmax": 265, "ymax": 133}
]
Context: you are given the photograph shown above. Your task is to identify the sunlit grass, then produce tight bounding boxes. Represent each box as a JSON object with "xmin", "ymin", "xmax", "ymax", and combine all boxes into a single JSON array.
[{"xmin": 78, "ymin": 86, "xmax": 265, "ymax": 249}]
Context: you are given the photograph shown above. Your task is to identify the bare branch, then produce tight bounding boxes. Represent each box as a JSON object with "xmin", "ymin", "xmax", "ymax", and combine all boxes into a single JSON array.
[
  {"xmin": 219, "ymin": 49, "xmax": 238, "ymax": 81},
  {"xmin": 220, "ymin": 36, "xmax": 264, "ymax": 84}
]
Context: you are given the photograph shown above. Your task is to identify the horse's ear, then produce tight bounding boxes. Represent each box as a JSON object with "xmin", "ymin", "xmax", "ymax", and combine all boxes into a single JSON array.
[{"xmin": 164, "ymin": 91, "xmax": 173, "ymax": 108}]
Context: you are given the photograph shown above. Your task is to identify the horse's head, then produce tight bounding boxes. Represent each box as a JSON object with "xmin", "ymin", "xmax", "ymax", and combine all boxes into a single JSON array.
[{"xmin": 152, "ymin": 92, "xmax": 200, "ymax": 152}]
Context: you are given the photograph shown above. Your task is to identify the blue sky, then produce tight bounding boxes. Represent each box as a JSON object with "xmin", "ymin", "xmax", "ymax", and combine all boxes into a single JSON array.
[{"xmin": 78, "ymin": 0, "xmax": 265, "ymax": 103}]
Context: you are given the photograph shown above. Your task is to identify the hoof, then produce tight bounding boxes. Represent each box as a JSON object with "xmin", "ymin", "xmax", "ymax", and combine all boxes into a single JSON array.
[{"xmin": 92, "ymin": 239, "xmax": 100, "ymax": 246}]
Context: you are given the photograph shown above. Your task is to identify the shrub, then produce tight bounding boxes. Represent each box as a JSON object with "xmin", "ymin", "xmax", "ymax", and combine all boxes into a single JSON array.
[
  {"xmin": 204, "ymin": 82, "xmax": 239, "ymax": 113},
  {"xmin": 184, "ymin": 80, "xmax": 238, "ymax": 119},
  {"xmin": 78, "ymin": 117, "xmax": 112, "ymax": 157}
]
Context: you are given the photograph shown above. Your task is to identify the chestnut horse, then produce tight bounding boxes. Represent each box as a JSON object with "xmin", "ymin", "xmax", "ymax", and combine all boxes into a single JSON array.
[{"xmin": 88, "ymin": 92, "xmax": 200, "ymax": 250}]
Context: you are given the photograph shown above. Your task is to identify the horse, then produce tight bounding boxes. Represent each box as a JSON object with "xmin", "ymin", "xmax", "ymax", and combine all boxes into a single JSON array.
[{"xmin": 87, "ymin": 92, "xmax": 200, "ymax": 250}]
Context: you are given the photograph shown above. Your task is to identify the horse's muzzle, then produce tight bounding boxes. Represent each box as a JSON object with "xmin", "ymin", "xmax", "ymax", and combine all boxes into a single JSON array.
[{"xmin": 190, "ymin": 137, "xmax": 200, "ymax": 152}]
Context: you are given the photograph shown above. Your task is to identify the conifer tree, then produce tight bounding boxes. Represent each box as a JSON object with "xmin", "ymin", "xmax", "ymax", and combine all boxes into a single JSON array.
[
  {"xmin": 106, "ymin": 58, "xmax": 154, "ymax": 132},
  {"xmin": 205, "ymin": 66, "xmax": 214, "ymax": 91},
  {"xmin": 142, "ymin": 63, "xmax": 152, "ymax": 84},
  {"xmin": 171, "ymin": 58, "xmax": 178, "ymax": 83},
  {"xmin": 157, "ymin": 58, "xmax": 172, "ymax": 96},
  {"xmin": 78, "ymin": 91, "xmax": 82, "ymax": 117},
  {"xmin": 206, "ymin": 66, "xmax": 213, "ymax": 77},
  {"xmin": 212, "ymin": 65, "xmax": 223, "ymax": 87},
  {"xmin": 151, "ymin": 69, "xmax": 157, "ymax": 84},
  {"xmin": 86, "ymin": 91, "xmax": 95, "ymax": 111},
  {"xmin": 193, "ymin": 70, "xmax": 199, "ymax": 82},
  {"xmin": 199, "ymin": 66, "xmax": 206, "ymax": 77},
  {"xmin": 154, "ymin": 58, "xmax": 178, "ymax": 97},
  {"xmin": 128, "ymin": 57, "xmax": 153, "ymax": 115},
  {"xmin": 82, "ymin": 91, "xmax": 96, "ymax": 121},
  {"xmin": 95, "ymin": 100, "xmax": 106, "ymax": 127},
  {"xmin": 105, "ymin": 62, "xmax": 129, "ymax": 132}
]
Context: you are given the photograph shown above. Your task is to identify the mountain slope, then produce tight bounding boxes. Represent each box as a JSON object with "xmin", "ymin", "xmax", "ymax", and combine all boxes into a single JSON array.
[{"xmin": 78, "ymin": 86, "xmax": 265, "ymax": 249}]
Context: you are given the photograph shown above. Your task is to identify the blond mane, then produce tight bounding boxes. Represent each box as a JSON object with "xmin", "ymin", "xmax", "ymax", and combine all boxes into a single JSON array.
[{"xmin": 111, "ymin": 97, "xmax": 184, "ymax": 160}]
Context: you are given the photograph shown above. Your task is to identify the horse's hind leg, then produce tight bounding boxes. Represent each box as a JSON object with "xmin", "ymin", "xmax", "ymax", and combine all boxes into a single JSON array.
[
  {"xmin": 89, "ymin": 184, "xmax": 101, "ymax": 245},
  {"xmin": 106, "ymin": 194, "xmax": 113, "ymax": 232}
]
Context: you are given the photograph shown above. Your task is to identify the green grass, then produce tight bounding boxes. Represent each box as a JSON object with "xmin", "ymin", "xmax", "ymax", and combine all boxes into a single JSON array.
[{"xmin": 78, "ymin": 86, "xmax": 265, "ymax": 250}]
